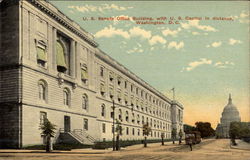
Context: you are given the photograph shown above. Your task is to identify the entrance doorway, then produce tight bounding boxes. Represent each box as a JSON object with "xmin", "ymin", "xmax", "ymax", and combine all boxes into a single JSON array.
[{"xmin": 64, "ymin": 116, "xmax": 71, "ymax": 132}]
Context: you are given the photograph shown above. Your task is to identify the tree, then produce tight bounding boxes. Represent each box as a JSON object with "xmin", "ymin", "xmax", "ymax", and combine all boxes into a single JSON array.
[
  {"xmin": 195, "ymin": 122, "xmax": 215, "ymax": 138},
  {"xmin": 171, "ymin": 128, "xmax": 177, "ymax": 144},
  {"xmin": 40, "ymin": 118, "xmax": 56, "ymax": 152},
  {"xmin": 115, "ymin": 119, "xmax": 123, "ymax": 150},
  {"xmin": 178, "ymin": 129, "xmax": 183, "ymax": 144},
  {"xmin": 142, "ymin": 123, "xmax": 151, "ymax": 147},
  {"xmin": 230, "ymin": 122, "xmax": 250, "ymax": 146},
  {"xmin": 184, "ymin": 124, "xmax": 196, "ymax": 132}
]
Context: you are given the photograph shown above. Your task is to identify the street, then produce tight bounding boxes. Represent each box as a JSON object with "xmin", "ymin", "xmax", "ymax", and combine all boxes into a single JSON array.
[{"xmin": 0, "ymin": 139, "xmax": 249, "ymax": 160}]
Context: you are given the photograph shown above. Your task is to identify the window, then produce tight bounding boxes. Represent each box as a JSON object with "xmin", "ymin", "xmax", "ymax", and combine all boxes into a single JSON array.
[
  {"xmin": 38, "ymin": 81, "xmax": 47, "ymax": 102},
  {"xmin": 136, "ymin": 88, "xmax": 139, "ymax": 95},
  {"xmin": 109, "ymin": 72, "xmax": 114, "ymax": 81},
  {"xmin": 36, "ymin": 41, "xmax": 47, "ymax": 67},
  {"xmin": 101, "ymin": 104, "xmax": 105, "ymax": 117},
  {"xmin": 118, "ymin": 109, "xmax": 122, "ymax": 121},
  {"xmin": 117, "ymin": 92, "xmax": 122, "ymax": 102},
  {"xmin": 63, "ymin": 89, "xmax": 70, "ymax": 106},
  {"xmin": 131, "ymin": 85, "xmax": 133, "ymax": 92},
  {"xmin": 100, "ymin": 83, "xmax": 105, "ymax": 96},
  {"xmin": 138, "ymin": 129, "xmax": 140, "ymax": 136},
  {"xmin": 40, "ymin": 112, "xmax": 47, "ymax": 125},
  {"xmin": 124, "ymin": 81, "xmax": 127, "ymax": 89},
  {"xmin": 82, "ymin": 94, "xmax": 88, "ymax": 110},
  {"xmin": 102, "ymin": 123, "xmax": 106, "ymax": 133},
  {"xmin": 100, "ymin": 67, "xmax": 104, "ymax": 77},
  {"xmin": 137, "ymin": 114, "xmax": 140, "ymax": 124},
  {"xmin": 132, "ymin": 113, "xmax": 135, "ymax": 123},
  {"xmin": 56, "ymin": 36, "xmax": 70, "ymax": 74},
  {"xmin": 125, "ymin": 111, "xmax": 129, "ymax": 122},
  {"xmin": 109, "ymin": 88, "xmax": 114, "ymax": 99},
  {"xmin": 132, "ymin": 128, "xmax": 135, "ymax": 135},
  {"xmin": 126, "ymin": 127, "xmax": 129, "ymax": 135},
  {"xmin": 117, "ymin": 77, "xmax": 121, "ymax": 85},
  {"xmin": 111, "ymin": 111, "xmax": 114, "ymax": 119},
  {"xmin": 81, "ymin": 64, "xmax": 88, "ymax": 82},
  {"xmin": 83, "ymin": 118, "xmax": 88, "ymax": 130},
  {"xmin": 142, "ymin": 116, "xmax": 144, "ymax": 124}
]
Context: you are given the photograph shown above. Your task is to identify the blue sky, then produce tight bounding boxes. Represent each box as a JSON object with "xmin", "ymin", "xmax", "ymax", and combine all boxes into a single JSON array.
[{"xmin": 50, "ymin": 1, "xmax": 249, "ymax": 127}]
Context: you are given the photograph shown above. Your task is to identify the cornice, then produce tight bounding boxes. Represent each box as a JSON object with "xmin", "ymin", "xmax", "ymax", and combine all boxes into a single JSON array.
[
  {"xmin": 25, "ymin": 0, "xmax": 98, "ymax": 48},
  {"xmin": 95, "ymin": 50, "xmax": 174, "ymax": 105}
]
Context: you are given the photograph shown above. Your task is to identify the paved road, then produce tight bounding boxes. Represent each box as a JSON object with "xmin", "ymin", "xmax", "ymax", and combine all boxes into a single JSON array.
[{"xmin": 0, "ymin": 139, "xmax": 250, "ymax": 160}]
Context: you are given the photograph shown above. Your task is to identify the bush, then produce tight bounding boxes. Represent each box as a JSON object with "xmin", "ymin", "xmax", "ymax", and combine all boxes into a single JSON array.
[
  {"xmin": 92, "ymin": 139, "xmax": 172, "ymax": 149},
  {"xmin": 23, "ymin": 143, "xmax": 93, "ymax": 151}
]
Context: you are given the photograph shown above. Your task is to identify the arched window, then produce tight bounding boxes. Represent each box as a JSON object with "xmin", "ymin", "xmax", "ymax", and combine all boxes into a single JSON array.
[
  {"xmin": 82, "ymin": 94, "xmax": 88, "ymax": 110},
  {"xmin": 125, "ymin": 111, "xmax": 129, "ymax": 122},
  {"xmin": 101, "ymin": 104, "xmax": 105, "ymax": 117},
  {"xmin": 63, "ymin": 88, "xmax": 70, "ymax": 106},
  {"xmin": 132, "ymin": 113, "xmax": 135, "ymax": 123},
  {"xmin": 56, "ymin": 41, "xmax": 67, "ymax": 73},
  {"xmin": 38, "ymin": 80, "xmax": 47, "ymax": 102},
  {"xmin": 118, "ymin": 109, "xmax": 122, "ymax": 121},
  {"xmin": 137, "ymin": 114, "xmax": 140, "ymax": 124}
]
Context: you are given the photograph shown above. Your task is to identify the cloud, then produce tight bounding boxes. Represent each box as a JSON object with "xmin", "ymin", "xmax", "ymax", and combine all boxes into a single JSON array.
[
  {"xmin": 207, "ymin": 41, "xmax": 222, "ymax": 48},
  {"xmin": 231, "ymin": 11, "xmax": 249, "ymax": 24},
  {"xmin": 181, "ymin": 20, "xmax": 217, "ymax": 32},
  {"xmin": 192, "ymin": 32, "xmax": 200, "ymax": 35},
  {"xmin": 211, "ymin": 41, "xmax": 222, "ymax": 47},
  {"xmin": 214, "ymin": 61, "xmax": 235, "ymax": 68},
  {"xmin": 68, "ymin": 4, "xmax": 133, "ymax": 13},
  {"xmin": 95, "ymin": 25, "xmax": 130, "ymax": 39},
  {"xmin": 127, "ymin": 47, "xmax": 144, "ymax": 54},
  {"xmin": 129, "ymin": 27, "xmax": 152, "ymax": 39},
  {"xmin": 149, "ymin": 35, "xmax": 167, "ymax": 45},
  {"xmin": 228, "ymin": 38, "xmax": 242, "ymax": 45},
  {"xmin": 168, "ymin": 41, "xmax": 184, "ymax": 50},
  {"xmin": 162, "ymin": 28, "xmax": 181, "ymax": 37},
  {"xmin": 184, "ymin": 58, "xmax": 212, "ymax": 71},
  {"xmin": 182, "ymin": 59, "xmax": 235, "ymax": 72}
]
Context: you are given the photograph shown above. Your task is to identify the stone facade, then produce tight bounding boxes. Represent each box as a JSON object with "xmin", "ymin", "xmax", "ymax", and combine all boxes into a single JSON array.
[{"xmin": 0, "ymin": 0, "xmax": 184, "ymax": 148}]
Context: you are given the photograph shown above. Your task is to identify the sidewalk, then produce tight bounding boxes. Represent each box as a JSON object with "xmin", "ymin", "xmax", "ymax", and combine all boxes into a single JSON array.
[
  {"xmin": 230, "ymin": 139, "xmax": 250, "ymax": 151},
  {"xmin": 0, "ymin": 141, "xmax": 176, "ymax": 154}
]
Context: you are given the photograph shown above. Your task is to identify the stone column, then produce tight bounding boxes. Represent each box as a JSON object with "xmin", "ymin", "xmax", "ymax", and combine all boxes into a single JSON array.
[
  {"xmin": 52, "ymin": 27, "xmax": 57, "ymax": 72},
  {"xmin": 70, "ymin": 39, "xmax": 75, "ymax": 78}
]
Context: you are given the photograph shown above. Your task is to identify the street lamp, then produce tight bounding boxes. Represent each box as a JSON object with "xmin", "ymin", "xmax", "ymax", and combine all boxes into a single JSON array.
[{"xmin": 111, "ymin": 96, "xmax": 134, "ymax": 151}]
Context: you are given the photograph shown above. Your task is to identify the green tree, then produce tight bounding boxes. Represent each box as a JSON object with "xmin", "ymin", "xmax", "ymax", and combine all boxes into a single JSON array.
[
  {"xmin": 142, "ymin": 123, "xmax": 151, "ymax": 147},
  {"xmin": 171, "ymin": 128, "xmax": 177, "ymax": 144},
  {"xmin": 195, "ymin": 122, "xmax": 215, "ymax": 138},
  {"xmin": 178, "ymin": 129, "xmax": 183, "ymax": 144},
  {"xmin": 230, "ymin": 122, "xmax": 250, "ymax": 146},
  {"xmin": 40, "ymin": 118, "xmax": 56, "ymax": 152}
]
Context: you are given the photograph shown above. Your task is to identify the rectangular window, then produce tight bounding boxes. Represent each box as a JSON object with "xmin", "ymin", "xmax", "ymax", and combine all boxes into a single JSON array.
[
  {"xmin": 124, "ymin": 81, "xmax": 127, "ymax": 89},
  {"xmin": 126, "ymin": 127, "xmax": 129, "ymax": 135},
  {"xmin": 83, "ymin": 118, "xmax": 88, "ymax": 130},
  {"xmin": 102, "ymin": 123, "xmax": 106, "ymax": 133},
  {"xmin": 100, "ymin": 67, "xmax": 104, "ymax": 77},
  {"xmin": 40, "ymin": 112, "xmax": 47, "ymax": 125}
]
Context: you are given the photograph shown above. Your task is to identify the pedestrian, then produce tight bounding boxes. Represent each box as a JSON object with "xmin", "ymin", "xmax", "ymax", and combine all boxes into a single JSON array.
[{"xmin": 187, "ymin": 138, "xmax": 192, "ymax": 151}]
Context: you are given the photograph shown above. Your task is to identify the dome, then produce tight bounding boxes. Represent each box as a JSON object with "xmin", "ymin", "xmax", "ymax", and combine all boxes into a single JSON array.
[{"xmin": 220, "ymin": 94, "xmax": 241, "ymax": 124}]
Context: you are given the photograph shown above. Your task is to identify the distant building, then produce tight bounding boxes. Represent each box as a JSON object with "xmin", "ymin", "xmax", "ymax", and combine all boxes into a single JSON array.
[
  {"xmin": 216, "ymin": 94, "xmax": 241, "ymax": 138},
  {"xmin": 0, "ymin": 0, "xmax": 183, "ymax": 148}
]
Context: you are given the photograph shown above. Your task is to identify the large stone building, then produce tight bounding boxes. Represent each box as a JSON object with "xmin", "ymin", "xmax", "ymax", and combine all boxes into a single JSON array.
[
  {"xmin": 0, "ymin": 0, "xmax": 183, "ymax": 148},
  {"xmin": 216, "ymin": 94, "xmax": 241, "ymax": 138}
]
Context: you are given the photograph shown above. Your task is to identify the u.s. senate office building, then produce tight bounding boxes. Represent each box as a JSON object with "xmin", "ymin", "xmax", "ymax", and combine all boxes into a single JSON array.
[{"xmin": 0, "ymin": 0, "xmax": 184, "ymax": 148}]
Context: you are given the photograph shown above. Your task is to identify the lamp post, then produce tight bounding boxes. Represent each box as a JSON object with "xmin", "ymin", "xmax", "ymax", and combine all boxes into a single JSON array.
[
  {"xmin": 112, "ymin": 99, "xmax": 116, "ymax": 151},
  {"xmin": 111, "ymin": 97, "xmax": 134, "ymax": 151}
]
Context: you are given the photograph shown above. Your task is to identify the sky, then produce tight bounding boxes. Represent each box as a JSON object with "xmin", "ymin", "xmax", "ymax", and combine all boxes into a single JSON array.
[{"xmin": 49, "ymin": 1, "xmax": 250, "ymax": 128}]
